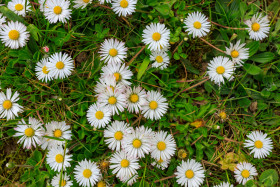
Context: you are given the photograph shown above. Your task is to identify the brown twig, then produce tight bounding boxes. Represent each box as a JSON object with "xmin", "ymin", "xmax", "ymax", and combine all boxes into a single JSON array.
[
  {"xmin": 199, "ymin": 38, "xmax": 225, "ymax": 54},
  {"xmin": 154, "ymin": 174, "xmax": 176, "ymax": 183},
  {"xmin": 172, "ymin": 40, "xmax": 184, "ymax": 55},
  {"xmin": 191, "ymin": 135, "xmax": 203, "ymax": 146},
  {"xmin": 30, "ymin": 2, "xmax": 40, "ymax": 6},
  {"xmin": 182, "ymin": 77, "xmax": 209, "ymax": 92},
  {"xmin": 36, "ymin": 110, "xmax": 44, "ymax": 124},
  {"xmin": 209, "ymin": 20, "xmax": 246, "ymax": 30},
  {"xmin": 126, "ymin": 46, "xmax": 146, "ymax": 66},
  {"xmin": 93, "ymin": 4, "xmax": 112, "ymax": 10}
]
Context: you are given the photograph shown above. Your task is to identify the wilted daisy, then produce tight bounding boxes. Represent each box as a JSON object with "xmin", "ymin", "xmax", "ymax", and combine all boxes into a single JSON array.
[
  {"xmin": 44, "ymin": 0, "xmax": 72, "ymax": 23},
  {"xmin": 35, "ymin": 58, "xmax": 53, "ymax": 82},
  {"xmin": 13, "ymin": 117, "xmax": 44, "ymax": 149},
  {"xmin": 46, "ymin": 147, "xmax": 72, "ymax": 172},
  {"xmin": 0, "ymin": 88, "xmax": 23, "ymax": 120},
  {"xmin": 73, "ymin": 0, "xmax": 93, "ymax": 9},
  {"xmin": 142, "ymin": 23, "xmax": 170, "ymax": 51},
  {"xmin": 207, "ymin": 56, "xmax": 235, "ymax": 86},
  {"xmin": 111, "ymin": 0, "xmax": 137, "ymax": 17},
  {"xmin": 213, "ymin": 182, "xmax": 233, "ymax": 187},
  {"xmin": 234, "ymin": 162, "xmax": 258, "ymax": 185},
  {"xmin": 184, "ymin": 12, "xmax": 211, "ymax": 38},
  {"xmin": 150, "ymin": 50, "xmax": 170, "ymax": 70},
  {"xmin": 47, "ymin": 52, "xmax": 74, "ymax": 79},
  {"xmin": 94, "ymin": 75, "xmax": 125, "ymax": 94},
  {"xmin": 99, "ymin": 0, "xmax": 112, "ymax": 4},
  {"xmin": 104, "ymin": 120, "xmax": 131, "ymax": 151},
  {"xmin": 225, "ymin": 40, "xmax": 249, "ymax": 66},
  {"xmin": 74, "ymin": 159, "xmax": 101, "ymax": 187},
  {"xmin": 245, "ymin": 13, "xmax": 270, "ymax": 41},
  {"xmin": 8, "ymin": 0, "xmax": 31, "ymax": 17},
  {"xmin": 110, "ymin": 151, "xmax": 140, "ymax": 180},
  {"xmin": 141, "ymin": 90, "xmax": 168, "ymax": 120},
  {"xmin": 0, "ymin": 21, "xmax": 30, "ymax": 49},
  {"xmin": 99, "ymin": 38, "xmax": 127, "ymax": 64},
  {"xmin": 175, "ymin": 159, "xmax": 205, "ymax": 187},
  {"xmin": 86, "ymin": 103, "xmax": 111, "ymax": 128},
  {"xmin": 51, "ymin": 173, "xmax": 73, "ymax": 187},
  {"xmin": 125, "ymin": 86, "xmax": 147, "ymax": 114},
  {"xmin": 244, "ymin": 131, "xmax": 273, "ymax": 159},
  {"xmin": 151, "ymin": 158, "xmax": 170, "ymax": 170},
  {"xmin": 151, "ymin": 130, "xmax": 176, "ymax": 161},
  {"xmin": 41, "ymin": 121, "xmax": 72, "ymax": 150},
  {"xmin": 0, "ymin": 13, "xmax": 6, "ymax": 26}
]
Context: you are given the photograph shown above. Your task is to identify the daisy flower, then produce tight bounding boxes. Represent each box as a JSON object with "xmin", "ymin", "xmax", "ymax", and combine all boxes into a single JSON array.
[
  {"xmin": 150, "ymin": 50, "xmax": 170, "ymax": 70},
  {"xmin": 234, "ymin": 162, "xmax": 258, "ymax": 185},
  {"xmin": 142, "ymin": 23, "xmax": 170, "ymax": 51},
  {"xmin": 13, "ymin": 117, "xmax": 44, "ymax": 149},
  {"xmin": 175, "ymin": 159, "xmax": 205, "ymax": 187},
  {"xmin": 141, "ymin": 90, "xmax": 168, "ymax": 120},
  {"xmin": 244, "ymin": 131, "xmax": 273, "ymax": 159},
  {"xmin": 8, "ymin": 0, "xmax": 31, "ymax": 17},
  {"xmin": 35, "ymin": 58, "xmax": 53, "ymax": 82},
  {"xmin": 86, "ymin": 103, "xmax": 112, "ymax": 128},
  {"xmin": 41, "ymin": 121, "xmax": 72, "ymax": 150},
  {"xmin": 0, "ymin": 88, "xmax": 23, "ymax": 120},
  {"xmin": 125, "ymin": 86, "xmax": 147, "ymax": 114},
  {"xmin": 74, "ymin": 159, "xmax": 101, "ymax": 187},
  {"xmin": 39, "ymin": 0, "xmax": 49, "ymax": 12},
  {"xmin": 184, "ymin": 12, "xmax": 211, "ymax": 38},
  {"xmin": 151, "ymin": 158, "xmax": 170, "ymax": 170},
  {"xmin": 0, "ymin": 13, "xmax": 6, "ymax": 26},
  {"xmin": 73, "ymin": 0, "xmax": 93, "ymax": 9},
  {"xmin": 111, "ymin": 0, "xmax": 137, "ymax": 17},
  {"xmin": 99, "ymin": 0, "xmax": 112, "ymax": 4},
  {"xmin": 213, "ymin": 182, "xmax": 233, "ymax": 187},
  {"xmin": 207, "ymin": 56, "xmax": 235, "ymax": 86},
  {"xmin": 225, "ymin": 40, "xmax": 249, "ymax": 66},
  {"xmin": 44, "ymin": 0, "xmax": 72, "ymax": 24},
  {"xmin": 109, "ymin": 151, "xmax": 140, "ymax": 180},
  {"xmin": 51, "ymin": 173, "xmax": 73, "ymax": 187},
  {"xmin": 94, "ymin": 75, "xmax": 125, "ymax": 95},
  {"xmin": 46, "ymin": 147, "xmax": 72, "ymax": 172},
  {"xmin": 99, "ymin": 38, "xmax": 127, "ymax": 64},
  {"xmin": 0, "ymin": 21, "xmax": 30, "ymax": 49},
  {"xmin": 47, "ymin": 52, "xmax": 74, "ymax": 79},
  {"xmin": 151, "ymin": 130, "xmax": 176, "ymax": 161},
  {"xmin": 245, "ymin": 13, "xmax": 270, "ymax": 41},
  {"xmin": 104, "ymin": 120, "xmax": 132, "ymax": 151}
]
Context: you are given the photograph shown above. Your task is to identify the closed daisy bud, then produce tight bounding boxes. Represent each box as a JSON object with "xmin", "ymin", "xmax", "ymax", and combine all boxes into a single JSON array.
[{"xmin": 234, "ymin": 162, "xmax": 257, "ymax": 185}]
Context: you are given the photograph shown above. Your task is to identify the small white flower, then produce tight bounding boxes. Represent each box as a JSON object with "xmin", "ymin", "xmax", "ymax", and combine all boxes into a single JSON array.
[
  {"xmin": 86, "ymin": 103, "xmax": 112, "ymax": 128},
  {"xmin": 141, "ymin": 90, "xmax": 168, "ymax": 120},
  {"xmin": 150, "ymin": 50, "xmax": 170, "ymax": 70},
  {"xmin": 184, "ymin": 12, "xmax": 211, "ymax": 38},
  {"xmin": 39, "ymin": 0, "xmax": 50, "ymax": 12},
  {"xmin": 213, "ymin": 182, "xmax": 233, "ymax": 187},
  {"xmin": 0, "ymin": 88, "xmax": 23, "ymax": 120},
  {"xmin": 74, "ymin": 159, "xmax": 101, "ymax": 187},
  {"xmin": 104, "ymin": 120, "xmax": 132, "ymax": 151},
  {"xmin": 8, "ymin": 0, "xmax": 31, "ymax": 17},
  {"xmin": 125, "ymin": 86, "xmax": 147, "ymax": 114},
  {"xmin": 51, "ymin": 173, "xmax": 73, "ymax": 187},
  {"xmin": 0, "ymin": 13, "xmax": 6, "ymax": 26},
  {"xmin": 35, "ymin": 58, "xmax": 53, "ymax": 82},
  {"xmin": 225, "ymin": 40, "xmax": 249, "ymax": 66},
  {"xmin": 234, "ymin": 162, "xmax": 258, "ymax": 185},
  {"xmin": 99, "ymin": 38, "xmax": 127, "ymax": 64},
  {"xmin": 0, "ymin": 21, "xmax": 30, "ymax": 49},
  {"xmin": 46, "ymin": 147, "xmax": 72, "ymax": 172},
  {"xmin": 94, "ymin": 75, "xmax": 125, "ymax": 95},
  {"xmin": 151, "ymin": 158, "xmax": 170, "ymax": 170},
  {"xmin": 73, "ymin": 0, "xmax": 93, "ymax": 9},
  {"xmin": 244, "ymin": 131, "xmax": 273, "ymax": 159},
  {"xmin": 207, "ymin": 56, "xmax": 235, "ymax": 86},
  {"xmin": 142, "ymin": 23, "xmax": 170, "ymax": 51},
  {"xmin": 175, "ymin": 159, "xmax": 205, "ymax": 187},
  {"xmin": 99, "ymin": 0, "xmax": 112, "ymax": 4},
  {"xmin": 47, "ymin": 52, "xmax": 74, "ymax": 79},
  {"xmin": 245, "ymin": 13, "xmax": 270, "ymax": 41},
  {"xmin": 13, "ymin": 117, "xmax": 44, "ymax": 149},
  {"xmin": 111, "ymin": 0, "xmax": 137, "ymax": 17},
  {"xmin": 44, "ymin": 0, "xmax": 72, "ymax": 24}
]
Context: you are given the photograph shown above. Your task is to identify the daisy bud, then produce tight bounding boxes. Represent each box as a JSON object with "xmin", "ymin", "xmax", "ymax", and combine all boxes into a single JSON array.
[
  {"xmin": 184, "ymin": 37, "xmax": 188, "ymax": 41},
  {"xmin": 43, "ymin": 46, "xmax": 49, "ymax": 53}
]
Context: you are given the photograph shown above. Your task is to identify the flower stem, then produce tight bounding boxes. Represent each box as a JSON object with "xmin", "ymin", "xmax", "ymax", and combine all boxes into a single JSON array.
[
  {"xmin": 209, "ymin": 20, "xmax": 246, "ymax": 30},
  {"xmin": 199, "ymin": 38, "xmax": 225, "ymax": 54}
]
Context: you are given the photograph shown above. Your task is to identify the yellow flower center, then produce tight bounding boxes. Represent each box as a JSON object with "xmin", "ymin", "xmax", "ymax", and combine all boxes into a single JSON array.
[
  {"xmin": 182, "ymin": 152, "xmax": 187, "ymax": 158},
  {"xmin": 15, "ymin": 4, "xmax": 24, "ymax": 11},
  {"xmin": 149, "ymin": 101, "xmax": 158, "ymax": 110},
  {"xmin": 219, "ymin": 112, "xmax": 227, "ymax": 119},
  {"xmin": 55, "ymin": 154, "xmax": 64, "ymax": 163},
  {"xmin": 53, "ymin": 6, "xmax": 62, "ymax": 15},
  {"xmin": 158, "ymin": 158, "xmax": 163, "ymax": 163},
  {"xmin": 132, "ymin": 139, "xmax": 142, "ymax": 148},
  {"xmin": 155, "ymin": 56, "xmax": 163, "ymax": 63},
  {"xmin": 95, "ymin": 111, "xmax": 104, "ymax": 120},
  {"xmin": 83, "ymin": 169, "xmax": 92, "ymax": 178},
  {"xmin": 129, "ymin": 94, "xmax": 139, "ymax": 103},
  {"xmin": 108, "ymin": 96, "xmax": 117, "ymax": 105},
  {"xmin": 83, "ymin": 0, "xmax": 90, "ymax": 3},
  {"xmin": 54, "ymin": 129, "xmax": 62, "ymax": 137},
  {"xmin": 185, "ymin": 170, "xmax": 194, "ymax": 179},
  {"xmin": 241, "ymin": 169, "xmax": 250, "ymax": 178},
  {"xmin": 8, "ymin": 30, "xmax": 20, "ymax": 40},
  {"xmin": 109, "ymin": 48, "xmax": 118, "ymax": 57},
  {"xmin": 231, "ymin": 50, "xmax": 239, "ymax": 58},
  {"xmin": 3, "ymin": 100, "xmax": 12, "ymax": 110},
  {"xmin": 114, "ymin": 72, "xmax": 121, "ymax": 81},
  {"xmin": 60, "ymin": 180, "xmax": 66, "ymax": 186},
  {"xmin": 193, "ymin": 21, "xmax": 202, "ymax": 29},
  {"xmin": 24, "ymin": 127, "xmax": 35, "ymax": 137},
  {"xmin": 254, "ymin": 140, "xmax": 263, "ymax": 149},
  {"xmin": 56, "ymin": 61, "xmax": 64, "ymax": 69},
  {"xmin": 42, "ymin": 66, "xmax": 49, "ymax": 74},
  {"xmin": 114, "ymin": 131, "xmax": 123, "ymax": 140},
  {"xmin": 120, "ymin": 159, "xmax": 129, "ymax": 168},
  {"xmin": 120, "ymin": 0, "xmax": 128, "ymax": 8},
  {"xmin": 157, "ymin": 141, "xmax": 166, "ymax": 151},
  {"xmin": 97, "ymin": 181, "xmax": 106, "ymax": 187},
  {"xmin": 216, "ymin": 66, "xmax": 225, "ymax": 74},
  {"xmin": 252, "ymin": 23, "xmax": 260, "ymax": 32},
  {"xmin": 152, "ymin": 32, "xmax": 161, "ymax": 41}
]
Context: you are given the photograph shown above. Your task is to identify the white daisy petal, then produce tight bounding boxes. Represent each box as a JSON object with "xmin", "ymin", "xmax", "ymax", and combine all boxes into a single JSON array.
[
  {"xmin": 86, "ymin": 103, "xmax": 112, "ymax": 128},
  {"xmin": 213, "ymin": 182, "xmax": 233, "ymax": 187},
  {"xmin": 150, "ymin": 50, "xmax": 170, "ymax": 70},
  {"xmin": 35, "ymin": 58, "xmax": 54, "ymax": 82},
  {"xmin": 125, "ymin": 86, "xmax": 147, "ymax": 114},
  {"xmin": 73, "ymin": 0, "xmax": 93, "ymax": 9},
  {"xmin": 225, "ymin": 40, "xmax": 249, "ymax": 66}
]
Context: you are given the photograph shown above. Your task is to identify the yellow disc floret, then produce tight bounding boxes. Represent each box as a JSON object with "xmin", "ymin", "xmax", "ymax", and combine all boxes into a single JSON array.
[
  {"xmin": 241, "ymin": 169, "xmax": 250, "ymax": 178},
  {"xmin": 15, "ymin": 4, "xmax": 24, "ymax": 11},
  {"xmin": 42, "ymin": 66, "xmax": 49, "ymax": 74},
  {"xmin": 83, "ymin": 0, "xmax": 90, "ymax": 3},
  {"xmin": 219, "ymin": 112, "xmax": 227, "ymax": 120},
  {"xmin": 251, "ymin": 23, "xmax": 260, "ymax": 32},
  {"xmin": 56, "ymin": 61, "xmax": 65, "ymax": 69},
  {"xmin": 53, "ymin": 6, "xmax": 62, "ymax": 15},
  {"xmin": 3, "ymin": 100, "xmax": 12, "ymax": 110},
  {"xmin": 54, "ymin": 129, "xmax": 62, "ymax": 138},
  {"xmin": 8, "ymin": 30, "xmax": 20, "ymax": 40},
  {"xmin": 83, "ymin": 169, "xmax": 92, "ymax": 178},
  {"xmin": 216, "ymin": 66, "xmax": 225, "ymax": 74},
  {"xmin": 55, "ymin": 154, "xmax": 64, "ymax": 163},
  {"xmin": 109, "ymin": 48, "xmax": 118, "ymax": 57},
  {"xmin": 193, "ymin": 21, "xmax": 202, "ymax": 29},
  {"xmin": 114, "ymin": 72, "xmax": 121, "ymax": 81},
  {"xmin": 120, "ymin": 0, "xmax": 128, "ymax": 8},
  {"xmin": 60, "ymin": 180, "xmax": 66, "ymax": 186},
  {"xmin": 129, "ymin": 94, "xmax": 139, "ymax": 103},
  {"xmin": 121, "ymin": 159, "xmax": 129, "ymax": 168},
  {"xmin": 157, "ymin": 141, "xmax": 166, "ymax": 151},
  {"xmin": 231, "ymin": 50, "xmax": 239, "ymax": 58},
  {"xmin": 97, "ymin": 181, "xmax": 106, "ymax": 187},
  {"xmin": 108, "ymin": 96, "xmax": 117, "ymax": 105},
  {"xmin": 24, "ymin": 127, "xmax": 35, "ymax": 137},
  {"xmin": 95, "ymin": 111, "xmax": 104, "ymax": 120},
  {"xmin": 114, "ymin": 131, "xmax": 123, "ymax": 140},
  {"xmin": 185, "ymin": 170, "xmax": 194, "ymax": 179},
  {"xmin": 149, "ymin": 101, "xmax": 158, "ymax": 110},
  {"xmin": 155, "ymin": 56, "xmax": 163, "ymax": 63},
  {"xmin": 132, "ymin": 139, "xmax": 142, "ymax": 148},
  {"xmin": 152, "ymin": 32, "xmax": 161, "ymax": 41},
  {"xmin": 254, "ymin": 140, "xmax": 263, "ymax": 149}
]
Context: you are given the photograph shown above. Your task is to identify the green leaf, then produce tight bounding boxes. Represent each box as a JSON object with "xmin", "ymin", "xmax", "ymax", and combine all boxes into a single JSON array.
[
  {"xmin": 137, "ymin": 57, "xmax": 150, "ymax": 80},
  {"xmin": 259, "ymin": 169, "xmax": 279, "ymax": 186},
  {"xmin": 249, "ymin": 52, "xmax": 275, "ymax": 63},
  {"xmin": 246, "ymin": 41, "xmax": 260, "ymax": 57},
  {"xmin": 243, "ymin": 63, "xmax": 262, "ymax": 75},
  {"xmin": 245, "ymin": 180, "xmax": 257, "ymax": 187},
  {"xmin": 0, "ymin": 6, "xmax": 25, "ymax": 23},
  {"xmin": 27, "ymin": 24, "xmax": 40, "ymax": 41},
  {"xmin": 155, "ymin": 4, "xmax": 170, "ymax": 16}
]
